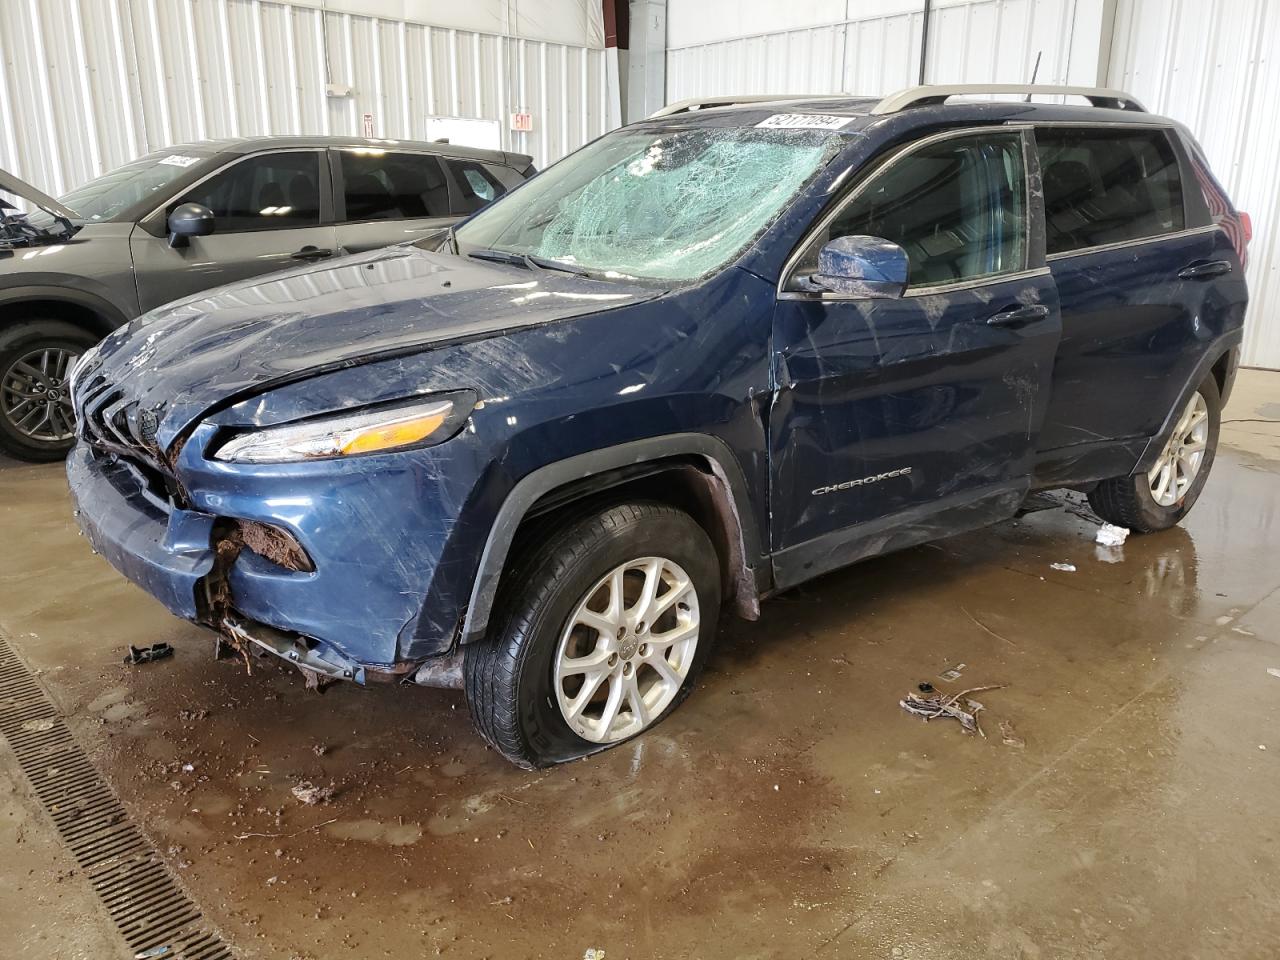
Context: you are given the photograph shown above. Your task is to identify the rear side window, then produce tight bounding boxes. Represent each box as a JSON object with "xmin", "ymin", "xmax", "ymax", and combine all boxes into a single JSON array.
[
  {"xmin": 179, "ymin": 152, "xmax": 321, "ymax": 232},
  {"xmin": 339, "ymin": 151, "xmax": 451, "ymax": 222},
  {"xmin": 1036, "ymin": 129, "xmax": 1185, "ymax": 255},
  {"xmin": 790, "ymin": 131, "xmax": 1027, "ymax": 289},
  {"xmin": 443, "ymin": 158, "xmax": 517, "ymax": 214}
]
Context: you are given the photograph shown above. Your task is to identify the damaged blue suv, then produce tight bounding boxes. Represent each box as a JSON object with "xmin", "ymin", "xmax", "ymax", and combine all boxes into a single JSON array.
[{"xmin": 68, "ymin": 85, "xmax": 1249, "ymax": 767}]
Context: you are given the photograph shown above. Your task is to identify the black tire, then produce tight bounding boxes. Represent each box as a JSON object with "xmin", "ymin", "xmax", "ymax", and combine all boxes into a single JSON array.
[
  {"xmin": 464, "ymin": 501, "xmax": 722, "ymax": 768},
  {"xmin": 0, "ymin": 320, "xmax": 99, "ymax": 462},
  {"xmin": 1088, "ymin": 375, "xmax": 1221, "ymax": 533}
]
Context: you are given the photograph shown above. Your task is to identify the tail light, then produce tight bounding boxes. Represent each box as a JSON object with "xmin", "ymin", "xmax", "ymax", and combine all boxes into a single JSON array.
[{"xmin": 1241, "ymin": 211, "xmax": 1253, "ymax": 245}]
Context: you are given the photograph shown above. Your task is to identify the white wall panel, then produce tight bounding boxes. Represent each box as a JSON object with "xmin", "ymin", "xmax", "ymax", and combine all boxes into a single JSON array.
[
  {"xmin": 666, "ymin": 0, "xmax": 1090, "ymax": 104},
  {"xmin": 1110, "ymin": 0, "xmax": 1280, "ymax": 369},
  {"xmin": 0, "ymin": 0, "xmax": 611, "ymax": 203}
]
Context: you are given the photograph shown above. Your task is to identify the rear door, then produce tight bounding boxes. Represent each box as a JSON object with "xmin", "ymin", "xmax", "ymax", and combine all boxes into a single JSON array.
[
  {"xmin": 769, "ymin": 127, "xmax": 1061, "ymax": 585},
  {"xmin": 332, "ymin": 149, "xmax": 455, "ymax": 254},
  {"xmin": 131, "ymin": 150, "xmax": 336, "ymax": 312},
  {"xmin": 1033, "ymin": 126, "xmax": 1230, "ymax": 472}
]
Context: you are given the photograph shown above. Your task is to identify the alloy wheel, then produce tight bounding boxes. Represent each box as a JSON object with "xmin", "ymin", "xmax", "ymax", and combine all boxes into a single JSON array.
[
  {"xmin": 1148, "ymin": 391, "xmax": 1209, "ymax": 507},
  {"xmin": 0, "ymin": 347, "xmax": 79, "ymax": 443},
  {"xmin": 553, "ymin": 556, "xmax": 700, "ymax": 743}
]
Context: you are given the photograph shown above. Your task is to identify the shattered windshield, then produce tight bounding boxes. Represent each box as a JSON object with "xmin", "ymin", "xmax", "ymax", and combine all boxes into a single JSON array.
[
  {"xmin": 454, "ymin": 126, "xmax": 843, "ymax": 281},
  {"xmin": 29, "ymin": 150, "xmax": 211, "ymax": 228}
]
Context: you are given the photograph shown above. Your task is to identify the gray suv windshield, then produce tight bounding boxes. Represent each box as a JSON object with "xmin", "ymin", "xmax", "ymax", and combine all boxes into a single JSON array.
[{"xmin": 38, "ymin": 150, "xmax": 211, "ymax": 227}]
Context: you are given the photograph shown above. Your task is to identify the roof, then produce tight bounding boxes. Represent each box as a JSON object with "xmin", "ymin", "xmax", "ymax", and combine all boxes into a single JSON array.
[
  {"xmin": 645, "ymin": 84, "xmax": 1156, "ymax": 125},
  {"xmin": 138, "ymin": 135, "xmax": 531, "ymax": 167}
]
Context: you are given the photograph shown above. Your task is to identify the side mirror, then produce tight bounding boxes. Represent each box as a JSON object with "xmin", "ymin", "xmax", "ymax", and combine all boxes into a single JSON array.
[
  {"xmin": 813, "ymin": 235, "xmax": 908, "ymax": 299},
  {"xmin": 167, "ymin": 202, "xmax": 215, "ymax": 248}
]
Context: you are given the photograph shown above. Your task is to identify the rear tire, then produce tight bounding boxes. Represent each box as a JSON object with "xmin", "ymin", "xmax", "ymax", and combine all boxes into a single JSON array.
[
  {"xmin": 0, "ymin": 320, "xmax": 98, "ymax": 462},
  {"xmin": 464, "ymin": 501, "xmax": 722, "ymax": 768},
  {"xmin": 1087, "ymin": 375, "xmax": 1220, "ymax": 533}
]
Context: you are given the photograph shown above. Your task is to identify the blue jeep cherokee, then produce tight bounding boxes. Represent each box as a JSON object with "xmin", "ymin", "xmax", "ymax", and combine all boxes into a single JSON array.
[{"xmin": 67, "ymin": 85, "xmax": 1250, "ymax": 767}]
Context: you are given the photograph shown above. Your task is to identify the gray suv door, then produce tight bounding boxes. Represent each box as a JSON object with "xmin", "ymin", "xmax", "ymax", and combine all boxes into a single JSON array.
[
  {"xmin": 333, "ymin": 148, "xmax": 456, "ymax": 255},
  {"xmin": 130, "ymin": 149, "xmax": 337, "ymax": 312}
]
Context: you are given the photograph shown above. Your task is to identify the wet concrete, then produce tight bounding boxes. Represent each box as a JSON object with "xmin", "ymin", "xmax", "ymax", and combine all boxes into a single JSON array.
[{"xmin": 1, "ymin": 369, "xmax": 1279, "ymax": 959}]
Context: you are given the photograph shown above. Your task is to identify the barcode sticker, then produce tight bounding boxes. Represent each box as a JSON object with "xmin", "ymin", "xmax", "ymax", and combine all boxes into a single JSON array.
[
  {"xmin": 157, "ymin": 155, "xmax": 201, "ymax": 167},
  {"xmin": 755, "ymin": 113, "xmax": 853, "ymax": 131}
]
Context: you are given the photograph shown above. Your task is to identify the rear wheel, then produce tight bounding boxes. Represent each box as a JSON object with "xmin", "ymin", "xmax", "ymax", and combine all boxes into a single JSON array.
[
  {"xmin": 464, "ymin": 502, "xmax": 721, "ymax": 768},
  {"xmin": 0, "ymin": 320, "xmax": 98, "ymax": 462},
  {"xmin": 1088, "ymin": 375, "xmax": 1220, "ymax": 532}
]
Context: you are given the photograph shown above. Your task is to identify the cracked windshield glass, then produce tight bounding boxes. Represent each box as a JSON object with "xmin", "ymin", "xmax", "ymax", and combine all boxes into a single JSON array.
[{"xmin": 453, "ymin": 126, "xmax": 843, "ymax": 280}]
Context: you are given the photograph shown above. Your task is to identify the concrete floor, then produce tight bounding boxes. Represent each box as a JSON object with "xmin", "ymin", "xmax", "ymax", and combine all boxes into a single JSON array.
[{"xmin": 2, "ymin": 370, "xmax": 1278, "ymax": 960}]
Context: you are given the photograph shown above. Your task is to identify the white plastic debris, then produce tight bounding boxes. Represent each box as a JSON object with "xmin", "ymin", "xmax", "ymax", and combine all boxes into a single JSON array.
[
  {"xmin": 1050, "ymin": 562, "xmax": 1077, "ymax": 572},
  {"xmin": 1095, "ymin": 523, "xmax": 1130, "ymax": 547},
  {"xmin": 1267, "ymin": 668, "xmax": 1280, "ymax": 680}
]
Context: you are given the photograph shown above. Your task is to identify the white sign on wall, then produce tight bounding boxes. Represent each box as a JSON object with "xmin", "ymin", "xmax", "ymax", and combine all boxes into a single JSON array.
[
  {"xmin": 425, "ymin": 116, "xmax": 502, "ymax": 150},
  {"xmin": 510, "ymin": 111, "xmax": 534, "ymax": 133},
  {"xmin": 361, "ymin": 113, "xmax": 375, "ymax": 137}
]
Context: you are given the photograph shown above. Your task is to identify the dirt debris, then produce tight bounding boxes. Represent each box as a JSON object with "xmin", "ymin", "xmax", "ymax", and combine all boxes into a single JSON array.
[
  {"xmin": 290, "ymin": 780, "xmax": 337, "ymax": 805},
  {"xmin": 899, "ymin": 684, "xmax": 1007, "ymax": 737}
]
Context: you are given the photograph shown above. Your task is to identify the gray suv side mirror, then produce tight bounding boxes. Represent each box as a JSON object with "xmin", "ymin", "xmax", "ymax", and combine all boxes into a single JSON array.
[
  {"xmin": 813, "ymin": 235, "xmax": 909, "ymax": 299},
  {"xmin": 167, "ymin": 202, "xmax": 215, "ymax": 248}
]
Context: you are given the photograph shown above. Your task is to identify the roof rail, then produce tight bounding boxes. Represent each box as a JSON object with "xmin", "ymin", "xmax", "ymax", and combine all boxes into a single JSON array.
[
  {"xmin": 647, "ymin": 93, "xmax": 852, "ymax": 119},
  {"xmin": 871, "ymin": 84, "xmax": 1147, "ymax": 115}
]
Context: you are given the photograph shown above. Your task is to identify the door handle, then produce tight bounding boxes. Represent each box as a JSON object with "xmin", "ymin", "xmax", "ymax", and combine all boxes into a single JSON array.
[
  {"xmin": 986, "ymin": 304, "xmax": 1050, "ymax": 327},
  {"xmin": 1177, "ymin": 260, "xmax": 1232, "ymax": 281},
  {"xmin": 291, "ymin": 246, "xmax": 333, "ymax": 262}
]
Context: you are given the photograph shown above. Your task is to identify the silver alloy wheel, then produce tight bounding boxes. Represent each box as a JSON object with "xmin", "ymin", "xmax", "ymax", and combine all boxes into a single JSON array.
[
  {"xmin": 0, "ymin": 347, "xmax": 79, "ymax": 443},
  {"xmin": 553, "ymin": 556, "xmax": 700, "ymax": 744},
  {"xmin": 1148, "ymin": 391, "xmax": 1209, "ymax": 507}
]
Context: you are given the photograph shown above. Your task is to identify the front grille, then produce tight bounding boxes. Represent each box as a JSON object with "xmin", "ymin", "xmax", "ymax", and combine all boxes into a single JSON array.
[{"xmin": 74, "ymin": 376, "xmax": 180, "ymax": 500}]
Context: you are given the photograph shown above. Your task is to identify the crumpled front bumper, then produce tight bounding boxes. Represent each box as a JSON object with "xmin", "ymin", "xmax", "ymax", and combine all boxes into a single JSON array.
[
  {"xmin": 66, "ymin": 443, "xmax": 215, "ymax": 621},
  {"xmin": 65, "ymin": 426, "xmax": 482, "ymax": 680}
]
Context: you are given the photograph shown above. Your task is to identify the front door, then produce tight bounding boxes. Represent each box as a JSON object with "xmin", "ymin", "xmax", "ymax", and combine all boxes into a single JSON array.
[
  {"xmin": 131, "ymin": 150, "xmax": 337, "ymax": 312},
  {"xmin": 332, "ymin": 148, "xmax": 456, "ymax": 255},
  {"xmin": 769, "ymin": 127, "xmax": 1062, "ymax": 587}
]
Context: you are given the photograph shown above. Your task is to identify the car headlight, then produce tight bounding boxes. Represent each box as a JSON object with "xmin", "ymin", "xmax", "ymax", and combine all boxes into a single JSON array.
[{"xmin": 212, "ymin": 393, "xmax": 473, "ymax": 464}]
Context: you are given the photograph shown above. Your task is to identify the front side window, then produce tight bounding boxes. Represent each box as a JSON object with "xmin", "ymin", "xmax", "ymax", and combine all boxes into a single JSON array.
[
  {"xmin": 790, "ymin": 131, "xmax": 1027, "ymax": 290},
  {"xmin": 340, "ymin": 150, "xmax": 451, "ymax": 222},
  {"xmin": 1036, "ymin": 128, "xmax": 1185, "ymax": 254},
  {"xmin": 455, "ymin": 126, "xmax": 843, "ymax": 281},
  {"xmin": 178, "ymin": 152, "xmax": 321, "ymax": 232}
]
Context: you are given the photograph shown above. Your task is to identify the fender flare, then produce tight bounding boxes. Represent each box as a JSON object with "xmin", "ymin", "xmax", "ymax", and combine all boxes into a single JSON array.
[
  {"xmin": 0, "ymin": 284, "xmax": 129, "ymax": 333},
  {"xmin": 459, "ymin": 433, "xmax": 763, "ymax": 645},
  {"xmin": 1134, "ymin": 332, "xmax": 1242, "ymax": 474}
]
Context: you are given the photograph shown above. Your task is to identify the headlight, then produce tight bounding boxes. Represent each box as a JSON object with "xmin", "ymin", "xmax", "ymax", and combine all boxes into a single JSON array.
[{"xmin": 212, "ymin": 394, "xmax": 472, "ymax": 464}]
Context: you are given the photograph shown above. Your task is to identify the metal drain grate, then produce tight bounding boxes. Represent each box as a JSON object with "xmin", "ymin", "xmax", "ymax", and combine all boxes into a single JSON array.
[{"xmin": 0, "ymin": 634, "xmax": 234, "ymax": 960}]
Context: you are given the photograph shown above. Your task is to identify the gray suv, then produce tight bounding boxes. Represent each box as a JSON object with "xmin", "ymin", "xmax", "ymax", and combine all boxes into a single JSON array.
[{"xmin": 0, "ymin": 136, "xmax": 533, "ymax": 461}]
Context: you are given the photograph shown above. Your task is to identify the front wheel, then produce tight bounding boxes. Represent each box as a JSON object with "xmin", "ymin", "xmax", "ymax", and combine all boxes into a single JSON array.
[
  {"xmin": 1088, "ymin": 375, "xmax": 1221, "ymax": 533},
  {"xmin": 0, "ymin": 320, "xmax": 99, "ymax": 462},
  {"xmin": 464, "ymin": 502, "xmax": 722, "ymax": 768}
]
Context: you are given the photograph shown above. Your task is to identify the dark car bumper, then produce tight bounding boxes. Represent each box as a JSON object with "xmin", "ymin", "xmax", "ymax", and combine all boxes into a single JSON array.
[
  {"xmin": 66, "ymin": 426, "xmax": 486, "ymax": 676},
  {"xmin": 66, "ymin": 443, "xmax": 216, "ymax": 620}
]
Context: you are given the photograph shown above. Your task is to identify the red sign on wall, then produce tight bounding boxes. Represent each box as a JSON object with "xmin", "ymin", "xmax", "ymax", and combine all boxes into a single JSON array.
[{"xmin": 509, "ymin": 111, "xmax": 533, "ymax": 133}]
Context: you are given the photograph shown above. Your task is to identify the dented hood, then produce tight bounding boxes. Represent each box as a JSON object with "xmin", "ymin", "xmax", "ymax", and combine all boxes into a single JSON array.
[{"xmin": 74, "ymin": 245, "xmax": 661, "ymax": 450}]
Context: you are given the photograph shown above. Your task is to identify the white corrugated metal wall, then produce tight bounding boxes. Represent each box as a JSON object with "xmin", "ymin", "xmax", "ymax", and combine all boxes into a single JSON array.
[
  {"xmin": 666, "ymin": 0, "xmax": 1101, "ymax": 104},
  {"xmin": 1109, "ymin": 0, "xmax": 1280, "ymax": 369},
  {"xmin": 0, "ymin": 0, "xmax": 611, "ymax": 199}
]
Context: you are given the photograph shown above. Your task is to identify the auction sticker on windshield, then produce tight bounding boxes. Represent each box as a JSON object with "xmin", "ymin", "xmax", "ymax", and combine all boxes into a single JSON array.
[
  {"xmin": 755, "ymin": 113, "xmax": 853, "ymax": 131},
  {"xmin": 157, "ymin": 155, "xmax": 201, "ymax": 167}
]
